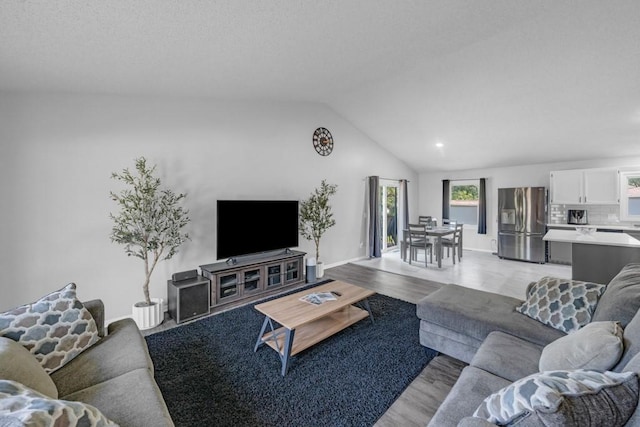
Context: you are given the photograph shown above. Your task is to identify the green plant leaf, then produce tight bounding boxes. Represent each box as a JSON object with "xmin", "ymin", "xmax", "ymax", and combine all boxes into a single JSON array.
[
  {"xmin": 299, "ymin": 180, "xmax": 337, "ymax": 262},
  {"xmin": 109, "ymin": 157, "xmax": 190, "ymax": 304}
]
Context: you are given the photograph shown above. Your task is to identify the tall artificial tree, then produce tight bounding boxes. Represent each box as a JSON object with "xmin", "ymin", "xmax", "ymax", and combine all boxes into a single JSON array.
[
  {"xmin": 299, "ymin": 180, "xmax": 338, "ymax": 262},
  {"xmin": 109, "ymin": 157, "xmax": 190, "ymax": 306}
]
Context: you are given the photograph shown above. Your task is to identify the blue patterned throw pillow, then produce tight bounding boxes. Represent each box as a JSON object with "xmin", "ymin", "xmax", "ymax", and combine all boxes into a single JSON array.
[
  {"xmin": 0, "ymin": 283, "xmax": 100, "ymax": 373},
  {"xmin": 474, "ymin": 370, "xmax": 639, "ymax": 426},
  {"xmin": 0, "ymin": 380, "xmax": 118, "ymax": 426},
  {"xmin": 516, "ymin": 276, "xmax": 606, "ymax": 333}
]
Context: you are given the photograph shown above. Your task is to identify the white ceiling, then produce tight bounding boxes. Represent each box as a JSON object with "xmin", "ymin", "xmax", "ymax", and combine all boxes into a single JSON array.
[{"xmin": 1, "ymin": 0, "xmax": 639, "ymax": 172}]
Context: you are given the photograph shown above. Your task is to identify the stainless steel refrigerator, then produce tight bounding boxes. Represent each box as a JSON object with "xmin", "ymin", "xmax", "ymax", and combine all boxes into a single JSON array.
[{"xmin": 498, "ymin": 187, "xmax": 547, "ymax": 263}]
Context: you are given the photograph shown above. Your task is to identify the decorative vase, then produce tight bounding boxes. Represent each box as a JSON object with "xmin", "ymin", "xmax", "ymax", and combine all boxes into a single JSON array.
[
  {"xmin": 316, "ymin": 262, "xmax": 325, "ymax": 279},
  {"xmin": 132, "ymin": 297, "xmax": 164, "ymax": 330}
]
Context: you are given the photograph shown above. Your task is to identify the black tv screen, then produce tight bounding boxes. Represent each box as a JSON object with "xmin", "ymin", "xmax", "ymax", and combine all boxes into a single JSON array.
[{"xmin": 217, "ymin": 200, "xmax": 299, "ymax": 260}]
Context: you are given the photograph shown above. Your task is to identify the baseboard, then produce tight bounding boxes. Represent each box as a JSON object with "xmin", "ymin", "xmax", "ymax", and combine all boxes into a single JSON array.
[
  {"xmin": 323, "ymin": 256, "xmax": 368, "ymax": 270},
  {"xmin": 464, "ymin": 248, "xmax": 495, "ymax": 254}
]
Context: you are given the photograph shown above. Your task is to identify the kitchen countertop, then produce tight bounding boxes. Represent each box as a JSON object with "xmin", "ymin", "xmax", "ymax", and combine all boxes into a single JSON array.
[
  {"xmin": 543, "ymin": 229, "xmax": 640, "ymax": 248},
  {"xmin": 547, "ymin": 223, "xmax": 640, "ymax": 231}
]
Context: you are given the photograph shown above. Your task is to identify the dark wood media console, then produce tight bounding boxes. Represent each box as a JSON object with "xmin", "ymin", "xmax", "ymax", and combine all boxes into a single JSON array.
[{"xmin": 199, "ymin": 250, "xmax": 306, "ymax": 312}]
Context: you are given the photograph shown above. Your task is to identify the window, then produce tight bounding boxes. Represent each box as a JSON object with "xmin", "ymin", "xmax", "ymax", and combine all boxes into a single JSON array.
[
  {"xmin": 450, "ymin": 180, "xmax": 479, "ymax": 226},
  {"xmin": 620, "ymin": 171, "xmax": 640, "ymax": 221}
]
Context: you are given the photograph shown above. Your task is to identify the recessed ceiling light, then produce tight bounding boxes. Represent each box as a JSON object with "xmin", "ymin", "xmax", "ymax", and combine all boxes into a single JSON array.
[{"xmin": 435, "ymin": 142, "xmax": 444, "ymax": 148}]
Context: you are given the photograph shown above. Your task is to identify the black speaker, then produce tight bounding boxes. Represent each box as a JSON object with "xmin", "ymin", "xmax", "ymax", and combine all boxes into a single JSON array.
[
  {"xmin": 172, "ymin": 269, "xmax": 198, "ymax": 282},
  {"xmin": 167, "ymin": 276, "xmax": 210, "ymax": 324}
]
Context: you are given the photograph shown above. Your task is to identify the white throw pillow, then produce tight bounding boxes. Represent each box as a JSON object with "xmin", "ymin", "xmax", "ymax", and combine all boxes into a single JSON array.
[{"xmin": 539, "ymin": 321, "xmax": 624, "ymax": 372}]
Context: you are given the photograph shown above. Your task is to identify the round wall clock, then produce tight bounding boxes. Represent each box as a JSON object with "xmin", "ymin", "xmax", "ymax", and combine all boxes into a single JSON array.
[{"xmin": 312, "ymin": 127, "xmax": 334, "ymax": 156}]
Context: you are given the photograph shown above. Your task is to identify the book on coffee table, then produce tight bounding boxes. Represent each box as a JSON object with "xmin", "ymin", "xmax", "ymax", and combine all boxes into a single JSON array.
[{"xmin": 299, "ymin": 292, "xmax": 337, "ymax": 305}]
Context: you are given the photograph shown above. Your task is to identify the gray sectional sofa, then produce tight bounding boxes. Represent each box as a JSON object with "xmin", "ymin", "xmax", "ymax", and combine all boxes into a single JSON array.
[
  {"xmin": 54, "ymin": 299, "xmax": 174, "ymax": 426},
  {"xmin": 1, "ymin": 297, "xmax": 174, "ymax": 426},
  {"xmin": 417, "ymin": 263, "xmax": 640, "ymax": 426}
]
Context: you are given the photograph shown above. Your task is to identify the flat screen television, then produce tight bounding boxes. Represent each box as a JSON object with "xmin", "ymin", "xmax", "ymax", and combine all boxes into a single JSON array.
[{"xmin": 217, "ymin": 200, "xmax": 299, "ymax": 260}]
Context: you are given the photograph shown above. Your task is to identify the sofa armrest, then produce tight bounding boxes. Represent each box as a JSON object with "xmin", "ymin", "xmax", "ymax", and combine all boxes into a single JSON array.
[
  {"xmin": 458, "ymin": 417, "xmax": 496, "ymax": 427},
  {"xmin": 83, "ymin": 299, "xmax": 105, "ymax": 337}
]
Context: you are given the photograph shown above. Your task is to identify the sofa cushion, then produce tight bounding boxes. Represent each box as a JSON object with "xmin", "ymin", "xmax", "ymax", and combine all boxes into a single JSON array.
[
  {"xmin": 51, "ymin": 318, "xmax": 153, "ymax": 397},
  {"xmin": 61, "ymin": 368, "xmax": 174, "ymax": 427},
  {"xmin": 621, "ymin": 351, "xmax": 640, "ymax": 427},
  {"xmin": 0, "ymin": 337, "xmax": 58, "ymax": 399},
  {"xmin": 593, "ymin": 263, "xmax": 640, "ymax": 327},
  {"xmin": 616, "ymin": 308, "xmax": 640, "ymax": 373},
  {"xmin": 516, "ymin": 276, "xmax": 606, "ymax": 333},
  {"xmin": 417, "ymin": 284, "xmax": 565, "ymax": 349},
  {"xmin": 0, "ymin": 380, "xmax": 117, "ymax": 426},
  {"xmin": 419, "ymin": 319, "xmax": 484, "ymax": 364},
  {"xmin": 471, "ymin": 332, "xmax": 543, "ymax": 383},
  {"xmin": 457, "ymin": 417, "xmax": 497, "ymax": 427},
  {"xmin": 427, "ymin": 366, "xmax": 511, "ymax": 427},
  {"xmin": 473, "ymin": 370, "xmax": 639, "ymax": 426},
  {"xmin": 539, "ymin": 321, "xmax": 624, "ymax": 372},
  {"xmin": 0, "ymin": 283, "xmax": 100, "ymax": 373}
]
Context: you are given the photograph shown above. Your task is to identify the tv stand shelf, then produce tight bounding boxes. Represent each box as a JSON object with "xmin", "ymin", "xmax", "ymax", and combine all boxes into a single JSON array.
[{"xmin": 200, "ymin": 250, "xmax": 305, "ymax": 309}]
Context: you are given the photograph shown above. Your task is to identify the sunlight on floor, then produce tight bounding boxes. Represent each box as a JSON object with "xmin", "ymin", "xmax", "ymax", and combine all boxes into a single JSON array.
[{"xmin": 353, "ymin": 249, "xmax": 572, "ymax": 299}]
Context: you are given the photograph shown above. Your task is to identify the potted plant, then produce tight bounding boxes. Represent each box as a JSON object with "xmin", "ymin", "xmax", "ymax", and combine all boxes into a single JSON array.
[
  {"xmin": 109, "ymin": 157, "xmax": 190, "ymax": 330},
  {"xmin": 299, "ymin": 180, "xmax": 338, "ymax": 278}
]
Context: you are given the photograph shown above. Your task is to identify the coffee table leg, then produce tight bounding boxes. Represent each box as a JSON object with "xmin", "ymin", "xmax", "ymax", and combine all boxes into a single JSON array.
[
  {"xmin": 281, "ymin": 329, "xmax": 295, "ymax": 376},
  {"xmin": 361, "ymin": 298, "xmax": 375, "ymax": 324},
  {"xmin": 254, "ymin": 316, "xmax": 270, "ymax": 352}
]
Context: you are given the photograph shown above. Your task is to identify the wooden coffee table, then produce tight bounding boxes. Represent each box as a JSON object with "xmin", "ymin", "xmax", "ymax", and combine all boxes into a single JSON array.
[{"xmin": 253, "ymin": 280, "xmax": 375, "ymax": 375}]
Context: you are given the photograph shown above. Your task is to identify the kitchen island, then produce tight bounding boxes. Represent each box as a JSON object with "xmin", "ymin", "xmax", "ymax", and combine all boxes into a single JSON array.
[{"xmin": 543, "ymin": 229, "xmax": 640, "ymax": 284}]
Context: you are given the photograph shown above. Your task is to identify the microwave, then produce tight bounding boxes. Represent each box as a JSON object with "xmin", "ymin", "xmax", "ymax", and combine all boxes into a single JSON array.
[{"xmin": 568, "ymin": 209, "xmax": 588, "ymax": 225}]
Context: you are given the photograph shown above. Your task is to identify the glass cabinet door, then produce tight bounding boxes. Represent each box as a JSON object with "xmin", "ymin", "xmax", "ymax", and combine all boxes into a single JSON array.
[
  {"xmin": 265, "ymin": 263, "xmax": 283, "ymax": 288},
  {"xmin": 217, "ymin": 272, "xmax": 240, "ymax": 301},
  {"xmin": 284, "ymin": 259, "xmax": 301, "ymax": 284},
  {"xmin": 243, "ymin": 268, "xmax": 262, "ymax": 294}
]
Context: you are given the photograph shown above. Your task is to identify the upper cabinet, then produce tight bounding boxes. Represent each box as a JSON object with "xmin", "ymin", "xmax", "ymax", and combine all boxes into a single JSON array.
[
  {"xmin": 550, "ymin": 170, "xmax": 583, "ymax": 204},
  {"xmin": 583, "ymin": 169, "xmax": 620, "ymax": 204},
  {"xmin": 550, "ymin": 168, "xmax": 619, "ymax": 204}
]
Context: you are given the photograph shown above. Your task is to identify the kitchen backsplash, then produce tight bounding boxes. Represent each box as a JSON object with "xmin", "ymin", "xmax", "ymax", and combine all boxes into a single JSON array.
[{"xmin": 549, "ymin": 204, "xmax": 629, "ymax": 225}]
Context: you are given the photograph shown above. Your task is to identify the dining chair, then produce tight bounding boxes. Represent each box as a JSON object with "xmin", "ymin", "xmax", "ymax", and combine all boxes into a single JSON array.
[
  {"xmin": 418, "ymin": 215, "xmax": 432, "ymax": 224},
  {"xmin": 417, "ymin": 216, "xmax": 436, "ymax": 250},
  {"xmin": 442, "ymin": 223, "xmax": 463, "ymax": 263},
  {"xmin": 418, "ymin": 215, "xmax": 436, "ymax": 229},
  {"xmin": 407, "ymin": 224, "xmax": 433, "ymax": 266}
]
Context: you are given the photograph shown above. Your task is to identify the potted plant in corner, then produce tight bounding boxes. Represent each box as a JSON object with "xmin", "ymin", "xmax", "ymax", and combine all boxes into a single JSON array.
[
  {"xmin": 109, "ymin": 157, "xmax": 190, "ymax": 330},
  {"xmin": 299, "ymin": 180, "xmax": 338, "ymax": 279}
]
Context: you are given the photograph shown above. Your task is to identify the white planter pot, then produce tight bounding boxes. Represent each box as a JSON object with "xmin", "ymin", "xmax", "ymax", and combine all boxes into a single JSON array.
[
  {"xmin": 132, "ymin": 297, "xmax": 164, "ymax": 330},
  {"xmin": 316, "ymin": 262, "xmax": 325, "ymax": 279}
]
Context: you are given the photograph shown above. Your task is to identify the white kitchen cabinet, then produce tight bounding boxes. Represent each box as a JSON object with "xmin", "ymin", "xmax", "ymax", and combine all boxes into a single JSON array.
[
  {"xmin": 550, "ymin": 168, "xmax": 619, "ymax": 205},
  {"xmin": 550, "ymin": 170, "xmax": 583, "ymax": 204},
  {"xmin": 583, "ymin": 169, "xmax": 619, "ymax": 204}
]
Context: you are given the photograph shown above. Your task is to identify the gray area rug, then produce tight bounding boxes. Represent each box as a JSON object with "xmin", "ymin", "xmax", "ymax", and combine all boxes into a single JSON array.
[{"xmin": 146, "ymin": 282, "xmax": 437, "ymax": 427}]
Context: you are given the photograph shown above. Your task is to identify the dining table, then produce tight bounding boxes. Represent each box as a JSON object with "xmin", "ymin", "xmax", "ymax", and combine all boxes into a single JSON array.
[{"xmin": 403, "ymin": 226, "xmax": 456, "ymax": 268}]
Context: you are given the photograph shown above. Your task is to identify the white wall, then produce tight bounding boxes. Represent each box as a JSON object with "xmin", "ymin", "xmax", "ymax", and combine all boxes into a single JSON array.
[
  {"xmin": 419, "ymin": 157, "xmax": 640, "ymax": 253},
  {"xmin": 0, "ymin": 92, "xmax": 418, "ymax": 319}
]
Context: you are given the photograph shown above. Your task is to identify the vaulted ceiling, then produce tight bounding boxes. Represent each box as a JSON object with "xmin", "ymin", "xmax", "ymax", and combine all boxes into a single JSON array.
[{"xmin": 1, "ymin": 0, "xmax": 639, "ymax": 172}]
